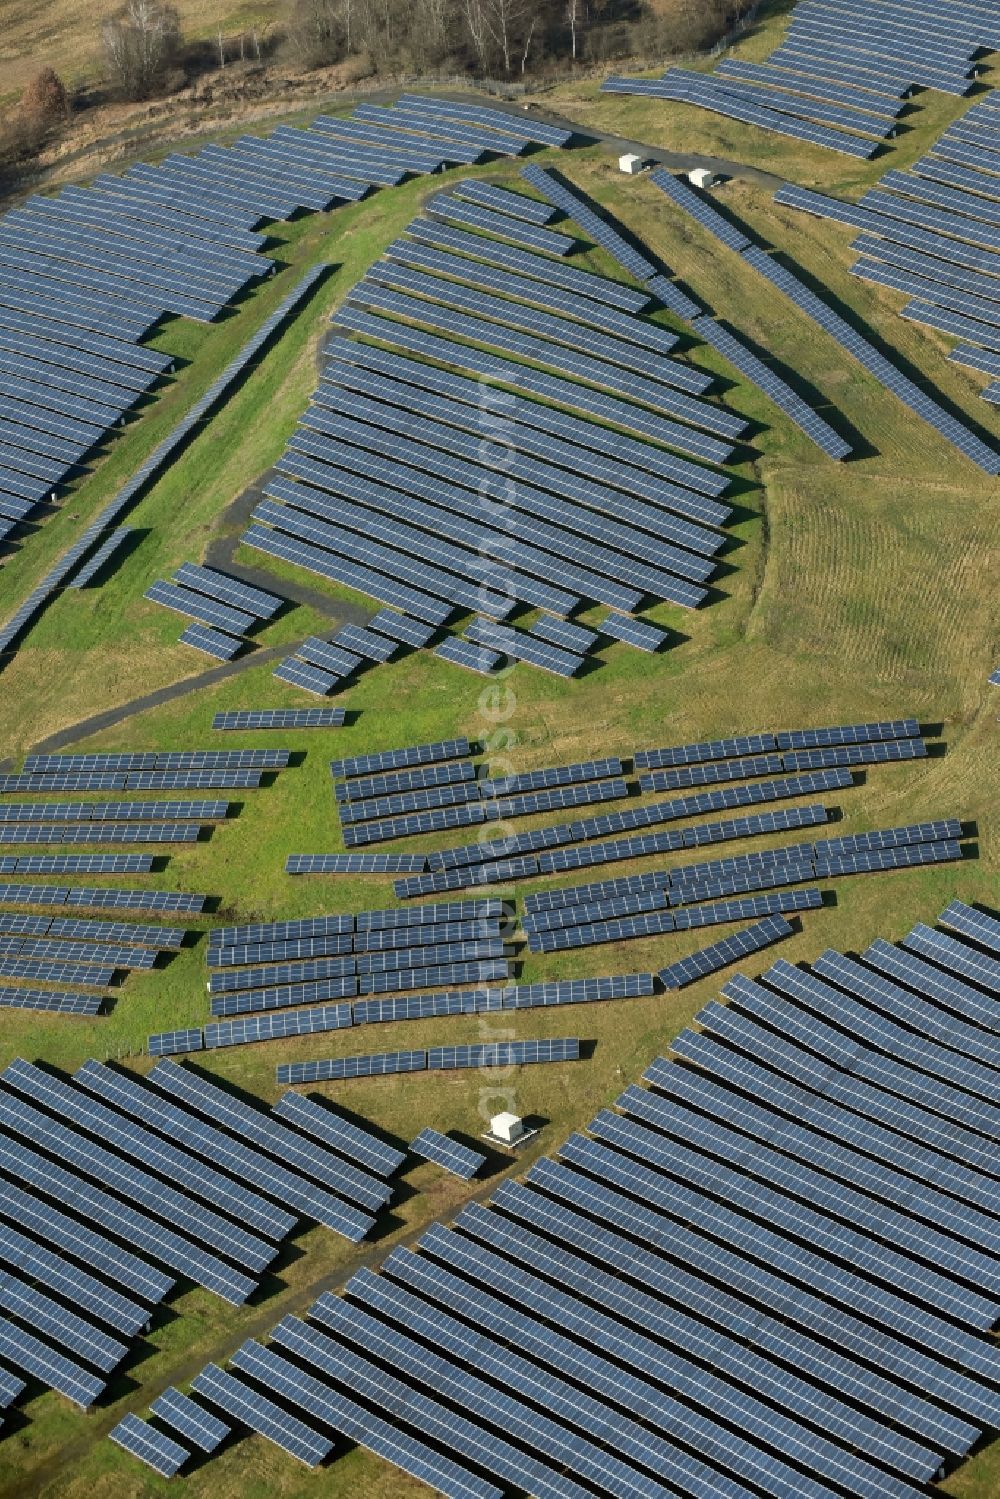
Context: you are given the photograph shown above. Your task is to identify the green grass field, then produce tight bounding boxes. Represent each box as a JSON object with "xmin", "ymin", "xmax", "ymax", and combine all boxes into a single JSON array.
[{"xmin": 0, "ymin": 7, "xmax": 998, "ymax": 1494}]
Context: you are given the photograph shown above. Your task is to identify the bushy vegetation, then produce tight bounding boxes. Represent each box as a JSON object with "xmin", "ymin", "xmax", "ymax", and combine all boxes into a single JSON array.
[
  {"xmin": 0, "ymin": 65, "xmax": 70, "ymax": 176},
  {"xmin": 101, "ymin": 0, "xmax": 185, "ymax": 100},
  {"xmin": 273, "ymin": 0, "xmax": 756, "ymax": 78}
]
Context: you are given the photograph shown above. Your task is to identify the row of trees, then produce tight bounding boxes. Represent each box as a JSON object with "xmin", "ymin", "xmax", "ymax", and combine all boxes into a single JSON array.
[
  {"xmin": 283, "ymin": 0, "xmax": 753, "ymax": 77},
  {"xmin": 94, "ymin": 0, "xmax": 755, "ymax": 102}
]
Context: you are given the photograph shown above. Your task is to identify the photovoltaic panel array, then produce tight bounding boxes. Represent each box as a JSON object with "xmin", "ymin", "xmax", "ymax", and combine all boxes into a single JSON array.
[
  {"xmin": 601, "ymin": 1, "xmax": 992, "ymax": 161},
  {"xmin": 278, "ymin": 1038, "xmax": 580, "ymax": 1085},
  {"xmin": 150, "ymin": 1386, "xmax": 229, "ymax": 1452},
  {"xmin": 331, "ymin": 739, "xmax": 473, "ymax": 780},
  {"xmin": 102, "ymin": 882, "xmax": 1000, "ymax": 1492},
  {"xmin": 603, "ymin": 71, "xmax": 880, "ymax": 158},
  {"xmin": 191, "ymin": 1363, "xmax": 332, "ymax": 1467},
  {"xmin": 520, "ymin": 164, "xmax": 660, "ymax": 281},
  {"xmin": 409, "ymin": 1128, "xmax": 485, "ymax": 1181},
  {"xmin": 690, "ymin": 313, "xmax": 853, "ymax": 459},
  {"xmin": 272, "ymin": 1090, "xmax": 406, "ymax": 1177},
  {"xmin": 109, "ymin": 1414, "xmax": 189, "ymax": 1478},
  {"xmin": 288, "ymin": 853, "xmax": 428, "ymax": 874},
  {"xmin": 233, "ymin": 189, "xmax": 749, "ymax": 676},
  {"xmin": 773, "ymin": 126, "xmax": 1000, "ymax": 409},
  {"xmin": 940, "ymin": 898, "xmax": 1000, "ymax": 954},
  {"xmin": 279, "ymin": 1050, "xmax": 428, "ymax": 1084},
  {"xmin": 0, "ymin": 884, "xmax": 207, "ymax": 913},
  {"xmin": 658, "ymin": 913, "xmax": 794, "ymax": 987},
  {"xmin": 324, "ymin": 335, "xmax": 730, "ymax": 509},
  {"xmin": 213, "ymin": 708, "xmax": 346, "ymax": 729},
  {"xmin": 521, "ymin": 817, "xmax": 956, "ymax": 922},
  {"xmin": 649, "ymin": 171, "xmax": 1000, "ymax": 474},
  {"xmin": 0, "ymin": 265, "xmax": 326, "ymax": 659}
]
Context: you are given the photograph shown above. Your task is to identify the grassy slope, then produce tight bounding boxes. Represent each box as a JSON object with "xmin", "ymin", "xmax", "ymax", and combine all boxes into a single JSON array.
[
  {"xmin": 0, "ymin": 0, "xmax": 281, "ymax": 103},
  {"xmin": 1, "ymin": 17, "xmax": 999, "ymax": 1497},
  {"xmin": 552, "ymin": 0, "xmax": 996, "ymax": 196}
]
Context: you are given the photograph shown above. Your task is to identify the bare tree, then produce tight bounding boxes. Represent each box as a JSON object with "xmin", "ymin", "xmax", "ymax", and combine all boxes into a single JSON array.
[
  {"xmin": 520, "ymin": 14, "xmax": 536, "ymax": 72},
  {"xmin": 566, "ymin": 0, "xmax": 580, "ymax": 60},
  {"xmin": 462, "ymin": 0, "xmax": 495, "ymax": 70},
  {"xmin": 410, "ymin": 0, "xmax": 454, "ymax": 67},
  {"xmin": 101, "ymin": 0, "xmax": 182, "ymax": 101},
  {"xmin": 284, "ymin": 0, "xmax": 348, "ymax": 67},
  {"xmin": 462, "ymin": 0, "xmax": 532, "ymax": 74},
  {"xmin": 355, "ymin": 0, "xmax": 403, "ymax": 70}
]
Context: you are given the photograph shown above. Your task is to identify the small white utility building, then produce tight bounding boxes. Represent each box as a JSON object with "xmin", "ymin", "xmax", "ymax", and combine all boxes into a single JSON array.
[
  {"xmin": 490, "ymin": 1112, "xmax": 524, "ymax": 1144},
  {"xmin": 688, "ymin": 167, "xmax": 719, "ymax": 189},
  {"xmin": 618, "ymin": 152, "xmax": 645, "ymax": 174}
]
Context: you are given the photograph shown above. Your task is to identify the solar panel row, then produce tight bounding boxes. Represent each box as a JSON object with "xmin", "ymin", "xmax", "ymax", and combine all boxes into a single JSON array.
[
  {"xmin": 0, "ymin": 265, "xmax": 327, "ymax": 658},
  {"xmin": 409, "ymin": 1128, "xmax": 485, "ymax": 1180},
  {"xmin": 107, "ymin": 881, "xmax": 1000, "ymax": 1491},
  {"xmin": 278, "ymin": 1037, "xmax": 580, "ymax": 1085},
  {"xmin": 212, "ymin": 707, "xmax": 346, "ymax": 729}
]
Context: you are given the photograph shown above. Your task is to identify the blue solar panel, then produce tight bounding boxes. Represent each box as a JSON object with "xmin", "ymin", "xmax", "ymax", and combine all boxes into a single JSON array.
[
  {"xmin": 338, "ymin": 780, "xmax": 482, "ymax": 826},
  {"xmin": 334, "ymin": 307, "xmax": 734, "ymax": 473},
  {"xmin": 715, "ymin": 976, "xmax": 1000, "ymax": 1185},
  {"xmin": 148, "ymin": 1059, "xmax": 383, "ymax": 1226},
  {"xmin": 212, "ymin": 707, "xmax": 346, "ymax": 729},
  {"xmin": 396, "ymin": 93, "xmax": 572, "ymax": 148},
  {"xmin": 325, "ymin": 336, "xmax": 730, "ymax": 506},
  {"xmin": 207, "ymin": 933, "xmax": 353, "ymax": 967},
  {"xmin": 204, "ymin": 1002, "xmax": 354, "ymax": 1051},
  {"xmin": 902, "ymin": 923, "xmax": 1000, "ymax": 1001},
  {"xmin": 272, "ymin": 1091, "xmax": 406, "ymax": 1176},
  {"xmin": 150, "ymin": 1386, "xmax": 229, "ymax": 1453},
  {"xmin": 282, "ymin": 411, "xmax": 705, "ymax": 610},
  {"xmin": 76, "ymin": 1058, "xmax": 349, "ymax": 1242},
  {"xmin": 608, "ymin": 76, "xmax": 876, "ymax": 156},
  {"xmin": 432, "ymin": 635, "xmax": 499, "ymax": 675},
  {"xmin": 273, "ymin": 657, "xmax": 339, "ymax": 697},
  {"xmin": 145, "ymin": 579, "xmax": 253, "ymax": 635},
  {"xmin": 659, "ymin": 914, "xmax": 795, "ymax": 988},
  {"xmin": 0, "ymin": 986, "xmax": 102, "ymax": 1015},
  {"xmin": 180, "ymin": 622, "xmax": 242, "ymax": 660},
  {"xmin": 380, "ymin": 237, "xmax": 669, "ymax": 344},
  {"xmin": 820, "ymin": 944, "xmax": 999, "ymax": 1070},
  {"xmin": 208, "ymin": 958, "xmax": 356, "ymax": 995},
  {"xmin": 278, "ymin": 1050, "xmax": 427, "ymax": 1084},
  {"xmin": 342, "ymin": 284, "xmax": 740, "ymax": 454},
  {"xmin": 615, "ymin": 1066, "xmax": 1000, "ymax": 1357},
  {"xmin": 245, "ymin": 523, "xmax": 452, "ymax": 625},
  {"xmin": 410, "ymin": 1128, "xmax": 485, "ymax": 1180},
  {"xmin": 404, "ymin": 218, "xmax": 646, "ymax": 310},
  {"xmin": 428, "ymin": 1038, "xmax": 580, "ymax": 1070},
  {"xmin": 109, "ymin": 1413, "xmax": 189, "ymax": 1477},
  {"xmin": 355, "ymin": 898, "xmax": 504, "ymax": 932},
  {"xmin": 600, "ymin": 613, "xmax": 670, "ymax": 652},
  {"xmin": 287, "ymin": 852, "xmax": 428, "ymax": 874},
  {"xmin": 367, "ymin": 608, "xmax": 436, "ymax": 649},
  {"xmin": 762, "ymin": 958, "xmax": 1000, "ymax": 1164},
  {"xmin": 690, "ymin": 313, "xmax": 852, "ymax": 459},
  {"xmin": 211, "ymin": 977, "xmax": 358, "ymax": 1016},
  {"xmin": 0, "ymin": 885, "xmax": 206, "ymax": 914},
  {"xmin": 941, "ymin": 893, "xmax": 1000, "ymax": 953},
  {"xmin": 231, "ymin": 1335, "xmax": 503, "ymax": 1499},
  {"xmin": 190, "ymin": 1363, "xmax": 332, "ymax": 1467},
  {"xmin": 354, "ymin": 102, "xmax": 527, "ymax": 158},
  {"xmin": 174, "ymin": 561, "xmax": 282, "ymax": 618},
  {"xmin": 741, "ymin": 245, "xmax": 1000, "ymax": 474},
  {"xmin": 717, "ymin": 59, "xmax": 904, "ymax": 117}
]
